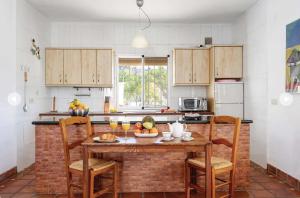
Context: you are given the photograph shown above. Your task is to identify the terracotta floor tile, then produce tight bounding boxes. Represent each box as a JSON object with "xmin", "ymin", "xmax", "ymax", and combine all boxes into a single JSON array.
[
  {"xmin": 11, "ymin": 193, "xmax": 35, "ymax": 198},
  {"xmin": 247, "ymin": 182, "xmax": 265, "ymax": 190},
  {"xmin": 0, "ymin": 194, "xmax": 13, "ymax": 198},
  {"xmin": 1, "ymin": 163, "xmax": 299, "ymax": 198},
  {"xmin": 144, "ymin": 192, "xmax": 165, "ymax": 198},
  {"xmin": 260, "ymin": 181, "xmax": 289, "ymax": 190},
  {"xmin": 271, "ymin": 189, "xmax": 300, "ymax": 198},
  {"xmin": 122, "ymin": 192, "xmax": 141, "ymax": 198},
  {"xmin": 249, "ymin": 190, "xmax": 274, "ymax": 198}
]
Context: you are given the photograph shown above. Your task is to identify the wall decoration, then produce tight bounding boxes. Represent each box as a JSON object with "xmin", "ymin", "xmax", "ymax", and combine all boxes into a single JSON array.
[
  {"xmin": 31, "ymin": 38, "xmax": 40, "ymax": 60},
  {"xmin": 286, "ymin": 18, "xmax": 300, "ymax": 93}
]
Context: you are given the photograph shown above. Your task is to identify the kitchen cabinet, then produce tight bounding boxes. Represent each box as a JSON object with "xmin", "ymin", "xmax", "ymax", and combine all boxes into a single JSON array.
[
  {"xmin": 173, "ymin": 49, "xmax": 209, "ymax": 85},
  {"xmin": 45, "ymin": 48, "xmax": 113, "ymax": 87},
  {"xmin": 213, "ymin": 46, "xmax": 243, "ymax": 78},
  {"xmin": 45, "ymin": 49, "xmax": 64, "ymax": 85},
  {"xmin": 173, "ymin": 49, "xmax": 193, "ymax": 85},
  {"xmin": 63, "ymin": 50, "xmax": 82, "ymax": 85},
  {"xmin": 97, "ymin": 49, "xmax": 113, "ymax": 87},
  {"xmin": 193, "ymin": 49, "xmax": 209, "ymax": 84},
  {"xmin": 82, "ymin": 50, "xmax": 97, "ymax": 85}
]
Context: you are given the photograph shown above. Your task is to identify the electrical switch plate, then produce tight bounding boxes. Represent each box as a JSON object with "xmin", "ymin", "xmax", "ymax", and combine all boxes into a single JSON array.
[{"xmin": 271, "ymin": 98, "xmax": 278, "ymax": 105}]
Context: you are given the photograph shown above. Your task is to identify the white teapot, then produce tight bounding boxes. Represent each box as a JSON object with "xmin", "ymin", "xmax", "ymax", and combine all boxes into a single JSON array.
[{"xmin": 168, "ymin": 121, "xmax": 187, "ymax": 138}]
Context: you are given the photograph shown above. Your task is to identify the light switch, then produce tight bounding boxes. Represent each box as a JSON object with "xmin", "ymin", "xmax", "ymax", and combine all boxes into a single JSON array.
[{"xmin": 271, "ymin": 98, "xmax": 278, "ymax": 105}]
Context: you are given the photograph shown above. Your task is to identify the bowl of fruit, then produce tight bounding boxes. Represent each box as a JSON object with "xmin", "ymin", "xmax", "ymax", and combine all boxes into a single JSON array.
[
  {"xmin": 134, "ymin": 116, "xmax": 159, "ymax": 137},
  {"xmin": 68, "ymin": 99, "xmax": 89, "ymax": 117}
]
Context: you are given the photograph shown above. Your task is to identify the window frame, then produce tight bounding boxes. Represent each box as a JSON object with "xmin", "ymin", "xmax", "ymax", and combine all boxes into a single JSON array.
[{"xmin": 116, "ymin": 56, "xmax": 169, "ymax": 111}]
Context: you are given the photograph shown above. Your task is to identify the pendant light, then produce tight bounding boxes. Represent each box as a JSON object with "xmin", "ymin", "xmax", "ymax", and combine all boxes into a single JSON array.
[{"xmin": 132, "ymin": 0, "xmax": 151, "ymax": 48}]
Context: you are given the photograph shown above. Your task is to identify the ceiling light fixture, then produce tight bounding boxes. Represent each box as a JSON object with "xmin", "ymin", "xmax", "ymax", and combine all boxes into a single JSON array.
[{"xmin": 132, "ymin": 0, "xmax": 151, "ymax": 48}]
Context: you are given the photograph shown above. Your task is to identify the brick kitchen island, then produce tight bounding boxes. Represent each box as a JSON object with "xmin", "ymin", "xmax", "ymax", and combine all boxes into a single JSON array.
[{"xmin": 32, "ymin": 117, "xmax": 252, "ymax": 194}]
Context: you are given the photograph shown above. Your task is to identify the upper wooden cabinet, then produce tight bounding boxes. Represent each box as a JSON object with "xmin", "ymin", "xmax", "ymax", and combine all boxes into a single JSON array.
[
  {"xmin": 97, "ymin": 50, "xmax": 113, "ymax": 87},
  {"xmin": 193, "ymin": 49, "xmax": 210, "ymax": 84},
  {"xmin": 45, "ymin": 49, "xmax": 64, "ymax": 85},
  {"xmin": 173, "ymin": 49, "xmax": 209, "ymax": 85},
  {"xmin": 213, "ymin": 46, "xmax": 243, "ymax": 79},
  {"xmin": 173, "ymin": 49, "xmax": 193, "ymax": 84},
  {"xmin": 45, "ymin": 48, "xmax": 113, "ymax": 87},
  {"xmin": 82, "ymin": 50, "xmax": 97, "ymax": 85},
  {"xmin": 63, "ymin": 50, "xmax": 82, "ymax": 85}
]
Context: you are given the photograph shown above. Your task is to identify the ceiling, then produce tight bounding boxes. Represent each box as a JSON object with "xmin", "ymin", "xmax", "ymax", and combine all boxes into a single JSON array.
[{"xmin": 26, "ymin": 0, "xmax": 257, "ymax": 23}]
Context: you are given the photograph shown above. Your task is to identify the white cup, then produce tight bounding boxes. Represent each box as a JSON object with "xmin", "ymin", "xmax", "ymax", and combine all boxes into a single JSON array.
[
  {"xmin": 162, "ymin": 132, "xmax": 172, "ymax": 139},
  {"xmin": 182, "ymin": 132, "xmax": 192, "ymax": 139}
]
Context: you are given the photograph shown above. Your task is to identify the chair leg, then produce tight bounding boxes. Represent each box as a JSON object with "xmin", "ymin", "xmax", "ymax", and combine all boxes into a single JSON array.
[
  {"xmin": 211, "ymin": 169, "xmax": 216, "ymax": 198},
  {"xmin": 66, "ymin": 172, "xmax": 73, "ymax": 198},
  {"xmin": 90, "ymin": 172, "xmax": 95, "ymax": 198},
  {"xmin": 113, "ymin": 164, "xmax": 119, "ymax": 198},
  {"xmin": 229, "ymin": 170, "xmax": 235, "ymax": 198},
  {"xmin": 185, "ymin": 162, "xmax": 191, "ymax": 198}
]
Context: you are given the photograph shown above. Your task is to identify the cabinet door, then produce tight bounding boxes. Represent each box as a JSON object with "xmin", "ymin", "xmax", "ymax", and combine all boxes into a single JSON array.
[
  {"xmin": 214, "ymin": 47, "xmax": 243, "ymax": 78},
  {"xmin": 193, "ymin": 49, "xmax": 209, "ymax": 84},
  {"xmin": 63, "ymin": 50, "xmax": 82, "ymax": 85},
  {"xmin": 45, "ymin": 49, "xmax": 64, "ymax": 85},
  {"xmin": 82, "ymin": 50, "xmax": 97, "ymax": 85},
  {"xmin": 97, "ymin": 49, "xmax": 113, "ymax": 87},
  {"xmin": 174, "ymin": 49, "xmax": 193, "ymax": 84}
]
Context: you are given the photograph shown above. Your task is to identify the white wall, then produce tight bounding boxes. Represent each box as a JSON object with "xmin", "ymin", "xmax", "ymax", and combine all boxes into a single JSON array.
[
  {"xmin": 233, "ymin": 0, "xmax": 269, "ymax": 168},
  {"xmin": 234, "ymin": 0, "xmax": 300, "ymax": 180},
  {"xmin": 50, "ymin": 22, "xmax": 233, "ymax": 111},
  {"xmin": 0, "ymin": 0, "xmax": 17, "ymax": 173},
  {"xmin": 15, "ymin": 0, "xmax": 51, "ymax": 171}
]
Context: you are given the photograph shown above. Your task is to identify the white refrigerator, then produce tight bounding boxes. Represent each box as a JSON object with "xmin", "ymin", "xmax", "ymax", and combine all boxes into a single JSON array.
[{"xmin": 214, "ymin": 82, "xmax": 244, "ymax": 119}]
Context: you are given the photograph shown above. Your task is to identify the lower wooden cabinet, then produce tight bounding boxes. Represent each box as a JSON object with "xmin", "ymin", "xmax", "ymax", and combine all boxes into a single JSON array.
[{"xmin": 45, "ymin": 48, "xmax": 113, "ymax": 87}]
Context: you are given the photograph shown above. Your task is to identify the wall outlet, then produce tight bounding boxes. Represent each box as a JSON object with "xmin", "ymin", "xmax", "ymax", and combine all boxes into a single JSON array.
[{"xmin": 271, "ymin": 98, "xmax": 278, "ymax": 105}]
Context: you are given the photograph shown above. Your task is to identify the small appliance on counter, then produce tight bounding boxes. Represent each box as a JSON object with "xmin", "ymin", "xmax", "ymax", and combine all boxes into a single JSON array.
[{"xmin": 178, "ymin": 97, "xmax": 208, "ymax": 112}]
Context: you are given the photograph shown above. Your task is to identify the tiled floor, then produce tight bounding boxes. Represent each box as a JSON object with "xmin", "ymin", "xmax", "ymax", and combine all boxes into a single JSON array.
[{"xmin": 0, "ymin": 164, "xmax": 299, "ymax": 198}]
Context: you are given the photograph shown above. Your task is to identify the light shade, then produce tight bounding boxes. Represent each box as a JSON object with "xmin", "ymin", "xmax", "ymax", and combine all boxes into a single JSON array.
[
  {"xmin": 132, "ymin": 30, "xmax": 148, "ymax": 48},
  {"xmin": 7, "ymin": 92, "xmax": 21, "ymax": 106},
  {"xmin": 279, "ymin": 92, "xmax": 294, "ymax": 106}
]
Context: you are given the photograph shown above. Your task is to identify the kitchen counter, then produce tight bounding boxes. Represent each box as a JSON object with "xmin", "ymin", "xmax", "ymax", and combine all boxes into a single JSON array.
[
  {"xmin": 32, "ymin": 116, "xmax": 253, "ymax": 125},
  {"xmin": 33, "ymin": 116, "xmax": 251, "ymax": 194},
  {"xmin": 38, "ymin": 111, "xmax": 214, "ymax": 117}
]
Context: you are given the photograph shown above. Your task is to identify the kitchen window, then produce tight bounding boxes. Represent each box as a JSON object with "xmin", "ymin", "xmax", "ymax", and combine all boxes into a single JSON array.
[{"xmin": 117, "ymin": 57, "xmax": 168, "ymax": 109}]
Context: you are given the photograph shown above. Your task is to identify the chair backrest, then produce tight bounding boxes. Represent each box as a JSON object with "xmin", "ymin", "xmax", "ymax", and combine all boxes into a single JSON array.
[
  {"xmin": 59, "ymin": 116, "xmax": 93, "ymax": 166},
  {"xmin": 209, "ymin": 115, "xmax": 241, "ymax": 165}
]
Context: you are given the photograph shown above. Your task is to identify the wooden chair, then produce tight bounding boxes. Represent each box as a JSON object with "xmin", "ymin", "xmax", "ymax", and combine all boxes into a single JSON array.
[
  {"xmin": 59, "ymin": 116, "xmax": 119, "ymax": 198},
  {"xmin": 185, "ymin": 115, "xmax": 241, "ymax": 198}
]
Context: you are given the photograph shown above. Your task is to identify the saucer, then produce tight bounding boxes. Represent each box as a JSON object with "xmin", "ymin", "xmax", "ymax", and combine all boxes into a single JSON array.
[
  {"xmin": 161, "ymin": 137, "xmax": 175, "ymax": 142},
  {"xmin": 181, "ymin": 137, "xmax": 194, "ymax": 142}
]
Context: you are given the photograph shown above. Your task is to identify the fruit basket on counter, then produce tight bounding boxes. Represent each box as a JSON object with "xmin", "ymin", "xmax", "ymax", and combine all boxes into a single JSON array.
[
  {"xmin": 68, "ymin": 99, "xmax": 89, "ymax": 117},
  {"xmin": 134, "ymin": 116, "xmax": 159, "ymax": 137}
]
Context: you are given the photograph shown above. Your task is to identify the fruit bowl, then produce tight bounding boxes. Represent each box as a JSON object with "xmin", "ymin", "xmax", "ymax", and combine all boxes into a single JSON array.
[
  {"xmin": 69, "ymin": 108, "xmax": 89, "ymax": 117},
  {"xmin": 68, "ymin": 99, "xmax": 89, "ymax": 117}
]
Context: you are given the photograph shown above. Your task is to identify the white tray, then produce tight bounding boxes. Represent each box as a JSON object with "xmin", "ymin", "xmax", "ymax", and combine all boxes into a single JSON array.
[{"xmin": 134, "ymin": 133, "xmax": 159, "ymax": 137}]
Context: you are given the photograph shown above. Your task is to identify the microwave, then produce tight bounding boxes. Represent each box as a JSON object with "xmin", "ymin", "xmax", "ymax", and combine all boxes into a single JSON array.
[{"xmin": 178, "ymin": 97, "xmax": 208, "ymax": 112}]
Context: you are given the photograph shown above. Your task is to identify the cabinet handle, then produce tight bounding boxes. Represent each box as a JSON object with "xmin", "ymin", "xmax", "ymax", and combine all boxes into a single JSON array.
[{"xmin": 64, "ymin": 74, "xmax": 67, "ymax": 83}]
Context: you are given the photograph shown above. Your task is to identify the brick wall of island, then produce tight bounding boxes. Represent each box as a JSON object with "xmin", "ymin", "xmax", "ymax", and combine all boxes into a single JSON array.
[{"xmin": 35, "ymin": 123, "xmax": 250, "ymax": 194}]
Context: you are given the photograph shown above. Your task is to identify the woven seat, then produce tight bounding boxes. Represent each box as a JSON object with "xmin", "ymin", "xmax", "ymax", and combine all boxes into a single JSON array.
[
  {"xmin": 69, "ymin": 158, "xmax": 116, "ymax": 171},
  {"xmin": 188, "ymin": 157, "xmax": 232, "ymax": 170}
]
